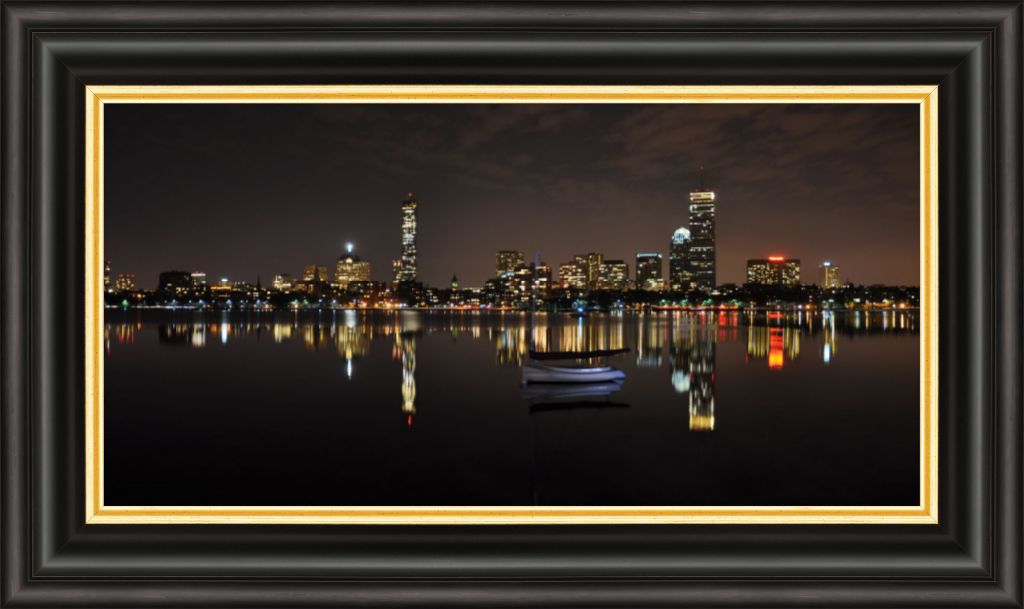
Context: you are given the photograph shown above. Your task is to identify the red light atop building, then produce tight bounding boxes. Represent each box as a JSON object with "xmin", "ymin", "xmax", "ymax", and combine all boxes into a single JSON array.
[{"xmin": 768, "ymin": 255, "xmax": 784, "ymax": 262}]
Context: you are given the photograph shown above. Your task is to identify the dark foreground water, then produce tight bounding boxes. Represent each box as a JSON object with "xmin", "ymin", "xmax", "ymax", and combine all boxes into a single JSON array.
[{"xmin": 105, "ymin": 309, "xmax": 919, "ymax": 506}]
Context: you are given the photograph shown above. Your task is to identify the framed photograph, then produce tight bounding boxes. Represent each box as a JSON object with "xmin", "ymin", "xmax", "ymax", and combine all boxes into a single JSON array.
[
  {"xmin": 2, "ymin": 2, "xmax": 1020, "ymax": 608},
  {"xmin": 87, "ymin": 84, "xmax": 937, "ymax": 525}
]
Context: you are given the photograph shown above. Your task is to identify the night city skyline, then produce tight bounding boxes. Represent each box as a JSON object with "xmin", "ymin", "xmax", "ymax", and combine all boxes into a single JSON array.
[{"xmin": 106, "ymin": 103, "xmax": 920, "ymax": 289}]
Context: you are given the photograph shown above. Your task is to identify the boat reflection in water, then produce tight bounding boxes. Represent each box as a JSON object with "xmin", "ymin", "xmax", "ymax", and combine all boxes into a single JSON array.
[
  {"xmin": 521, "ymin": 380, "xmax": 626, "ymax": 410},
  {"xmin": 116, "ymin": 308, "xmax": 918, "ymax": 435}
]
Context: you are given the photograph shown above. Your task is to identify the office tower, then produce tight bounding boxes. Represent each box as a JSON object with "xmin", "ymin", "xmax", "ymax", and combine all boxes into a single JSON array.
[
  {"xmin": 688, "ymin": 167, "xmax": 716, "ymax": 290},
  {"xmin": 114, "ymin": 273, "xmax": 136, "ymax": 292},
  {"xmin": 104, "ymin": 260, "xmax": 112, "ymax": 292},
  {"xmin": 636, "ymin": 252, "xmax": 664, "ymax": 291},
  {"xmin": 819, "ymin": 261, "xmax": 841, "ymax": 288},
  {"xmin": 559, "ymin": 260, "xmax": 587, "ymax": 290},
  {"xmin": 334, "ymin": 248, "xmax": 372, "ymax": 289},
  {"xmin": 746, "ymin": 256, "xmax": 801, "ymax": 286},
  {"xmin": 534, "ymin": 262, "xmax": 552, "ymax": 296},
  {"xmin": 584, "ymin": 252, "xmax": 603, "ymax": 290},
  {"xmin": 396, "ymin": 193, "xmax": 418, "ymax": 282},
  {"xmin": 303, "ymin": 264, "xmax": 329, "ymax": 282},
  {"xmin": 496, "ymin": 250, "xmax": 526, "ymax": 276},
  {"xmin": 190, "ymin": 271, "xmax": 207, "ymax": 287},
  {"xmin": 597, "ymin": 260, "xmax": 629, "ymax": 290},
  {"xmin": 669, "ymin": 227, "xmax": 691, "ymax": 291},
  {"xmin": 157, "ymin": 270, "xmax": 193, "ymax": 299}
]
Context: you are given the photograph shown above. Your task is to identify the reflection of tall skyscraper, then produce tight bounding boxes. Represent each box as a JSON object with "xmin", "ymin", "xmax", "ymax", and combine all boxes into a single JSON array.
[
  {"xmin": 396, "ymin": 193, "xmax": 418, "ymax": 283},
  {"xmin": 688, "ymin": 167, "xmax": 716, "ymax": 290},
  {"xmin": 669, "ymin": 228, "xmax": 691, "ymax": 291},
  {"xmin": 688, "ymin": 334, "xmax": 716, "ymax": 431},
  {"xmin": 635, "ymin": 314, "xmax": 665, "ymax": 367},
  {"xmin": 636, "ymin": 252, "xmax": 664, "ymax": 291},
  {"xmin": 821, "ymin": 310, "xmax": 837, "ymax": 364},
  {"xmin": 397, "ymin": 331, "xmax": 417, "ymax": 424},
  {"xmin": 669, "ymin": 314, "xmax": 716, "ymax": 431}
]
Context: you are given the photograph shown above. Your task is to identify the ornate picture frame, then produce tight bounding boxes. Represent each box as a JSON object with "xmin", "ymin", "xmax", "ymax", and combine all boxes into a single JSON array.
[{"xmin": 2, "ymin": 2, "xmax": 1020, "ymax": 607}]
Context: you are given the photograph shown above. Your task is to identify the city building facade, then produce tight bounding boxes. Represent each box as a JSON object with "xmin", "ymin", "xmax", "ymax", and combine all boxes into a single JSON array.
[
  {"xmin": 395, "ymin": 193, "xmax": 418, "ymax": 282},
  {"xmin": 303, "ymin": 264, "xmax": 329, "ymax": 282},
  {"xmin": 335, "ymin": 253, "xmax": 371, "ymax": 289},
  {"xmin": 114, "ymin": 273, "xmax": 136, "ymax": 292},
  {"xmin": 669, "ymin": 227, "xmax": 691, "ymax": 291},
  {"xmin": 635, "ymin": 252, "xmax": 664, "ymax": 291},
  {"xmin": 687, "ymin": 176, "xmax": 717, "ymax": 290},
  {"xmin": 746, "ymin": 256, "xmax": 801, "ymax": 286},
  {"xmin": 820, "ymin": 261, "xmax": 841, "ymax": 288},
  {"xmin": 597, "ymin": 260, "xmax": 629, "ymax": 291},
  {"xmin": 496, "ymin": 250, "xmax": 526, "ymax": 276}
]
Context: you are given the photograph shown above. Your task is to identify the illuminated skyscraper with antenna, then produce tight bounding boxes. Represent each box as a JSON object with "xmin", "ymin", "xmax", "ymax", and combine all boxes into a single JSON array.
[
  {"xmin": 395, "ymin": 193, "xmax": 418, "ymax": 283},
  {"xmin": 687, "ymin": 166, "xmax": 717, "ymax": 291}
]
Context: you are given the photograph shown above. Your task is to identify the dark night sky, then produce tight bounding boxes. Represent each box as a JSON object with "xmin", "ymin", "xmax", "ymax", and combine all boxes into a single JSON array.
[{"xmin": 106, "ymin": 103, "xmax": 919, "ymax": 289}]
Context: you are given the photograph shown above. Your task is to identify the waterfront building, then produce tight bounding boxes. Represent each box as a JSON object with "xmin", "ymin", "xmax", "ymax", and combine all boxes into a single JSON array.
[
  {"xmin": 559, "ymin": 260, "xmax": 587, "ymax": 290},
  {"xmin": 190, "ymin": 271, "xmax": 207, "ymax": 287},
  {"xmin": 114, "ymin": 273, "xmax": 136, "ymax": 292},
  {"xmin": 396, "ymin": 193, "xmax": 418, "ymax": 282},
  {"xmin": 746, "ymin": 256, "xmax": 801, "ymax": 286},
  {"xmin": 597, "ymin": 260, "xmax": 629, "ymax": 291},
  {"xmin": 271, "ymin": 274, "xmax": 295, "ymax": 291},
  {"xmin": 636, "ymin": 252, "xmax": 664, "ymax": 291},
  {"xmin": 687, "ymin": 168, "xmax": 717, "ymax": 290},
  {"xmin": 157, "ymin": 270, "xmax": 193, "ymax": 300},
  {"xmin": 461, "ymin": 287, "xmax": 484, "ymax": 308},
  {"xmin": 669, "ymin": 227, "xmax": 691, "ymax": 292},
  {"xmin": 448, "ymin": 275, "xmax": 461, "ymax": 306},
  {"xmin": 534, "ymin": 262, "xmax": 553, "ymax": 297},
  {"xmin": 334, "ymin": 248, "xmax": 371, "ymax": 289},
  {"xmin": 302, "ymin": 264, "xmax": 329, "ymax": 282},
  {"xmin": 820, "ymin": 261, "xmax": 841, "ymax": 289},
  {"xmin": 104, "ymin": 260, "xmax": 111, "ymax": 292},
  {"xmin": 496, "ymin": 250, "xmax": 526, "ymax": 276},
  {"xmin": 583, "ymin": 252, "xmax": 603, "ymax": 289},
  {"xmin": 347, "ymin": 280, "xmax": 387, "ymax": 306}
]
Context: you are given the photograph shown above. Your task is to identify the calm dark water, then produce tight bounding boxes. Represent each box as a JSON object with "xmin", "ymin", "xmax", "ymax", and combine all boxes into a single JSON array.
[{"xmin": 105, "ymin": 309, "xmax": 919, "ymax": 506}]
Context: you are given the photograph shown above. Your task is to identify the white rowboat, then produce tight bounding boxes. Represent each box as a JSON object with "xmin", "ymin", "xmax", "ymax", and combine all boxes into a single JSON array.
[{"xmin": 522, "ymin": 363, "xmax": 626, "ymax": 384}]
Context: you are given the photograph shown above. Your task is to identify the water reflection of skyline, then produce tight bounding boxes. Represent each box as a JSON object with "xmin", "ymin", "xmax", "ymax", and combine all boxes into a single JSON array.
[{"xmin": 107, "ymin": 310, "xmax": 918, "ymax": 434}]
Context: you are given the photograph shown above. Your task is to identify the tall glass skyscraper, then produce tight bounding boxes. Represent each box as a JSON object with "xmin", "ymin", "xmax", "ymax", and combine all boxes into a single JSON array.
[
  {"xmin": 669, "ymin": 227, "xmax": 691, "ymax": 292},
  {"xmin": 687, "ymin": 169, "xmax": 716, "ymax": 290},
  {"xmin": 396, "ymin": 193, "xmax": 418, "ymax": 283}
]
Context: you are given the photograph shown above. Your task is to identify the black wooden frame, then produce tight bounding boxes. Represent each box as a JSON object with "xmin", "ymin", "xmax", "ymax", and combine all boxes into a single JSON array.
[{"xmin": 2, "ymin": 1, "xmax": 1021, "ymax": 607}]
